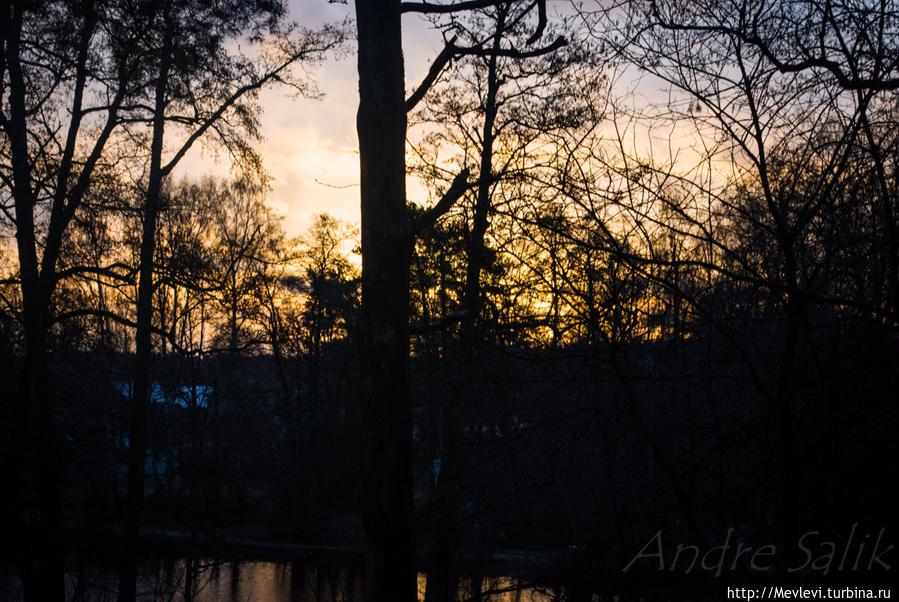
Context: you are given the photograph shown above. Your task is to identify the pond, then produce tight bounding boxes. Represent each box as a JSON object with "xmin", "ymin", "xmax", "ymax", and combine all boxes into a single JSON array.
[{"xmin": 0, "ymin": 559, "xmax": 583, "ymax": 601}]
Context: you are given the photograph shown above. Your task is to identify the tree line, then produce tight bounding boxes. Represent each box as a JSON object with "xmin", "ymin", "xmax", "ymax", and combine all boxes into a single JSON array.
[
  {"xmin": 2, "ymin": 1, "xmax": 897, "ymax": 601},
  {"xmin": 1, "ymin": 1, "xmax": 346, "ymax": 600}
]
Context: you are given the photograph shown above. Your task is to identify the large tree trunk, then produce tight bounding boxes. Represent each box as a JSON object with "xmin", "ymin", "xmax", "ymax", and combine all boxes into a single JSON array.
[
  {"xmin": 20, "ymin": 300, "xmax": 66, "ymax": 602},
  {"xmin": 5, "ymin": 3, "xmax": 66, "ymax": 598},
  {"xmin": 354, "ymin": 2, "xmax": 417, "ymax": 601}
]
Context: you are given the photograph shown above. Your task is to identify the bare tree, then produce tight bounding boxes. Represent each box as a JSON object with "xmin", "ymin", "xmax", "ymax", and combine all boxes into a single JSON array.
[
  {"xmin": 565, "ymin": 0, "xmax": 899, "ymax": 574},
  {"xmin": 352, "ymin": 1, "xmax": 567, "ymax": 599},
  {"xmin": 1, "ymin": 1, "xmax": 142, "ymax": 596},
  {"xmin": 9, "ymin": 2, "xmax": 349, "ymax": 598}
]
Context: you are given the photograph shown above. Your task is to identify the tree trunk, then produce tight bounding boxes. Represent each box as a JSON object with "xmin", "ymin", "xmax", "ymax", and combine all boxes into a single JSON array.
[
  {"xmin": 20, "ymin": 302, "xmax": 66, "ymax": 602},
  {"xmin": 774, "ymin": 280, "xmax": 802, "ymax": 579},
  {"xmin": 463, "ymin": 22, "xmax": 502, "ymax": 323},
  {"xmin": 118, "ymin": 10, "xmax": 174, "ymax": 601},
  {"xmin": 5, "ymin": 3, "xmax": 66, "ymax": 598},
  {"xmin": 354, "ymin": 1, "xmax": 417, "ymax": 601}
]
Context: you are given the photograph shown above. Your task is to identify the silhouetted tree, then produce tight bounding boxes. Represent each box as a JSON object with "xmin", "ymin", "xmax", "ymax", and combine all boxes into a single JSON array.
[
  {"xmin": 353, "ymin": 1, "xmax": 566, "ymax": 599},
  {"xmin": 0, "ymin": 0, "xmax": 341, "ymax": 598},
  {"xmin": 403, "ymin": 8, "xmax": 592, "ymax": 597},
  {"xmin": 564, "ymin": 0, "xmax": 899, "ymax": 574},
  {"xmin": 1, "ymin": 1, "xmax": 142, "ymax": 596}
]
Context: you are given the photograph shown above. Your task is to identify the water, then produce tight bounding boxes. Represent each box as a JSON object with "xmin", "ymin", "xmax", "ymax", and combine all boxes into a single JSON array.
[{"xmin": 0, "ymin": 559, "xmax": 571, "ymax": 602}]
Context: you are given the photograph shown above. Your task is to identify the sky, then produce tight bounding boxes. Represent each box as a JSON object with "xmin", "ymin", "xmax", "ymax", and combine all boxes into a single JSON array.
[
  {"xmin": 176, "ymin": 1, "xmax": 447, "ymax": 238},
  {"xmin": 172, "ymin": 1, "xmax": 687, "ymax": 240}
]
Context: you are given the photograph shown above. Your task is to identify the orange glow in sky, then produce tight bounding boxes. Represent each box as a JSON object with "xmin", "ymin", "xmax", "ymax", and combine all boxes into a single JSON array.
[{"xmin": 175, "ymin": 1, "xmax": 446, "ymax": 238}]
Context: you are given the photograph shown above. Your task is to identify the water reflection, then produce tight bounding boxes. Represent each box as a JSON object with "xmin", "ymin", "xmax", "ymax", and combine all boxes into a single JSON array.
[
  {"xmin": 1, "ymin": 559, "xmax": 577, "ymax": 602},
  {"xmin": 139, "ymin": 559, "xmax": 362, "ymax": 602},
  {"xmin": 453, "ymin": 576, "xmax": 561, "ymax": 602}
]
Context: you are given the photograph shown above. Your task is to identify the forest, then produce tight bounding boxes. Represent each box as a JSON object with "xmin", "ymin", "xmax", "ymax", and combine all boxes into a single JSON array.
[{"xmin": 1, "ymin": 0, "xmax": 897, "ymax": 601}]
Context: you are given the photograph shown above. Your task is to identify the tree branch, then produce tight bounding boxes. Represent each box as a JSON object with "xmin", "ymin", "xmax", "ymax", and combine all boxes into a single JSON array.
[
  {"xmin": 401, "ymin": 0, "xmax": 507, "ymax": 14},
  {"xmin": 648, "ymin": 1, "xmax": 899, "ymax": 91},
  {"xmin": 160, "ymin": 37, "xmax": 343, "ymax": 178},
  {"xmin": 50, "ymin": 308, "xmax": 201, "ymax": 355},
  {"xmin": 525, "ymin": 0, "xmax": 546, "ymax": 45},
  {"xmin": 406, "ymin": 36, "xmax": 457, "ymax": 112},
  {"xmin": 409, "ymin": 167, "xmax": 470, "ymax": 235},
  {"xmin": 410, "ymin": 308, "xmax": 469, "ymax": 335},
  {"xmin": 458, "ymin": 35, "xmax": 567, "ymax": 59},
  {"xmin": 55, "ymin": 263, "xmax": 136, "ymax": 283},
  {"xmin": 405, "ymin": 35, "xmax": 566, "ymax": 111}
]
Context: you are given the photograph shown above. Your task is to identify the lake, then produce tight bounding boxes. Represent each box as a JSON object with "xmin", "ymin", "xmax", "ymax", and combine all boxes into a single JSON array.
[{"xmin": 0, "ymin": 559, "xmax": 579, "ymax": 601}]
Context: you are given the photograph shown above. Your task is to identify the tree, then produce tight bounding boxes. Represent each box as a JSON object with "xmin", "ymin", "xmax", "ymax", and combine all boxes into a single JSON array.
[
  {"xmin": 117, "ymin": 7, "xmax": 344, "ymax": 592},
  {"xmin": 352, "ymin": 1, "xmax": 564, "ymax": 599},
  {"xmin": 567, "ymin": 0, "xmax": 899, "ymax": 574},
  {"xmin": 208, "ymin": 180, "xmax": 287, "ymax": 355},
  {"xmin": 0, "ymin": 0, "xmax": 343, "ymax": 598},
  {"xmin": 296, "ymin": 213, "xmax": 359, "ymax": 368},
  {"xmin": 402, "ymin": 8, "xmax": 595, "ymax": 597},
  {"xmin": 1, "ymin": 1, "xmax": 143, "ymax": 597},
  {"xmin": 250, "ymin": 213, "xmax": 359, "ymax": 533}
]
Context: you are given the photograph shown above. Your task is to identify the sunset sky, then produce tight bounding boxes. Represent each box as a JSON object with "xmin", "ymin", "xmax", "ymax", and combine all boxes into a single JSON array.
[
  {"xmin": 177, "ymin": 1, "xmax": 448, "ymax": 238},
  {"xmin": 173, "ymin": 1, "xmax": 687, "ymax": 240}
]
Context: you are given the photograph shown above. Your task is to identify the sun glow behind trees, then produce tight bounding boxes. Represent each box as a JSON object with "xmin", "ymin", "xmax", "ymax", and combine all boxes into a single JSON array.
[
  {"xmin": 5, "ymin": 0, "xmax": 892, "ymax": 351},
  {"xmin": 1, "ymin": 1, "xmax": 897, "ymax": 601}
]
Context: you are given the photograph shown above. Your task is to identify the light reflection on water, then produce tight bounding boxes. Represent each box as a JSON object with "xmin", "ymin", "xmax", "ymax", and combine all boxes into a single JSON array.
[{"xmin": 1, "ymin": 560, "xmax": 570, "ymax": 602}]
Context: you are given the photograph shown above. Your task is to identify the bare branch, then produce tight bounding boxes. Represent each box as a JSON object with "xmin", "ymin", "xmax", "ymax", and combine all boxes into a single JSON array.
[
  {"xmin": 161, "ymin": 37, "xmax": 344, "ymax": 178},
  {"xmin": 55, "ymin": 263, "xmax": 136, "ymax": 283},
  {"xmin": 409, "ymin": 167, "xmax": 470, "ymax": 235},
  {"xmin": 525, "ymin": 0, "xmax": 546, "ymax": 45},
  {"xmin": 647, "ymin": 1, "xmax": 899, "ymax": 91},
  {"xmin": 458, "ymin": 34, "xmax": 567, "ymax": 59},
  {"xmin": 401, "ymin": 0, "xmax": 507, "ymax": 14},
  {"xmin": 406, "ymin": 36, "xmax": 457, "ymax": 112},
  {"xmin": 405, "ymin": 35, "xmax": 567, "ymax": 111},
  {"xmin": 410, "ymin": 308, "xmax": 469, "ymax": 334}
]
